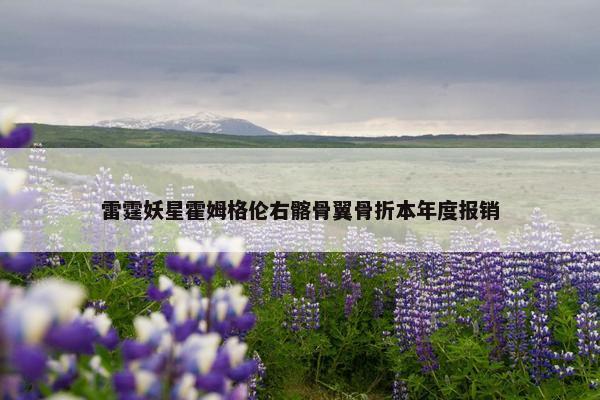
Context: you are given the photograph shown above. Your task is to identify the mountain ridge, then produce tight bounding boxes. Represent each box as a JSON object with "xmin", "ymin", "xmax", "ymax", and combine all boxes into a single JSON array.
[{"xmin": 95, "ymin": 112, "xmax": 277, "ymax": 136}]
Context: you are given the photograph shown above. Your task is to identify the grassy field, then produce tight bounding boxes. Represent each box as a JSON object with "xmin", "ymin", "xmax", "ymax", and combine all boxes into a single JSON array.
[
  {"xmin": 31, "ymin": 123, "xmax": 600, "ymax": 148},
  {"xmin": 4, "ymin": 125, "xmax": 599, "ymax": 399}
]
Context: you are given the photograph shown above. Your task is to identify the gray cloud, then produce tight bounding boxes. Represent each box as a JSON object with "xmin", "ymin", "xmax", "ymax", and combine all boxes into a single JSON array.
[{"xmin": 1, "ymin": 0, "xmax": 600, "ymax": 135}]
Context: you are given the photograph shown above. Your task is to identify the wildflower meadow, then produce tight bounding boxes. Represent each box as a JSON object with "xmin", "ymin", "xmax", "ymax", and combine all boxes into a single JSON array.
[{"xmin": 1, "ymin": 120, "xmax": 600, "ymax": 400}]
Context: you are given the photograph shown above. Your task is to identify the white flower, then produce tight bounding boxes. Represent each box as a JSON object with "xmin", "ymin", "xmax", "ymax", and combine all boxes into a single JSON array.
[
  {"xmin": 158, "ymin": 275, "xmax": 175, "ymax": 292},
  {"xmin": 202, "ymin": 238, "xmax": 220, "ymax": 266},
  {"xmin": 134, "ymin": 313, "xmax": 168, "ymax": 343},
  {"xmin": 223, "ymin": 336, "xmax": 247, "ymax": 367},
  {"xmin": 0, "ymin": 107, "xmax": 18, "ymax": 136},
  {"xmin": 46, "ymin": 394, "xmax": 84, "ymax": 400},
  {"xmin": 81, "ymin": 308, "xmax": 112, "ymax": 336},
  {"xmin": 21, "ymin": 302, "xmax": 53, "ymax": 344},
  {"xmin": 176, "ymin": 237, "xmax": 204, "ymax": 262},
  {"xmin": 2, "ymin": 279, "xmax": 85, "ymax": 345},
  {"xmin": 215, "ymin": 236, "xmax": 244, "ymax": 253},
  {"xmin": 173, "ymin": 299, "xmax": 189, "ymax": 324},
  {"xmin": 230, "ymin": 293, "xmax": 248, "ymax": 317},
  {"xmin": 215, "ymin": 236, "xmax": 245, "ymax": 266},
  {"xmin": 0, "ymin": 229, "xmax": 24, "ymax": 254},
  {"xmin": 181, "ymin": 333, "xmax": 221, "ymax": 374},
  {"xmin": 212, "ymin": 285, "xmax": 248, "ymax": 318},
  {"xmin": 0, "ymin": 169, "xmax": 27, "ymax": 197},
  {"xmin": 89, "ymin": 355, "xmax": 110, "ymax": 378},
  {"xmin": 200, "ymin": 394, "xmax": 223, "ymax": 400},
  {"xmin": 176, "ymin": 373, "xmax": 198, "ymax": 400},
  {"xmin": 47, "ymin": 354, "xmax": 76, "ymax": 374},
  {"xmin": 134, "ymin": 370, "xmax": 158, "ymax": 395},
  {"xmin": 28, "ymin": 278, "xmax": 86, "ymax": 322},
  {"xmin": 175, "ymin": 236, "xmax": 246, "ymax": 267},
  {"xmin": 216, "ymin": 300, "xmax": 228, "ymax": 322}
]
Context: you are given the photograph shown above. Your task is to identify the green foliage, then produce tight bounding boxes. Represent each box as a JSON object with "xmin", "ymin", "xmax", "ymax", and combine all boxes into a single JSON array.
[
  {"xmin": 31, "ymin": 123, "xmax": 600, "ymax": 148},
  {"xmin": 246, "ymin": 253, "xmax": 397, "ymax": 398},
  {"xmin": 3, "ymin": 253, "xmax": 600, "ymax": 399}
]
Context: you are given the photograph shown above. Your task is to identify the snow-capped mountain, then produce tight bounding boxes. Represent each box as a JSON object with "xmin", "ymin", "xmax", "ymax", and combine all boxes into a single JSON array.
[
  {"xmin": 279, "ymin": 130, "xmax": 323, "ymax": 136},
  {"xmin": 95, "ymin": 112, "xmax": 277, "ymax": 136}
]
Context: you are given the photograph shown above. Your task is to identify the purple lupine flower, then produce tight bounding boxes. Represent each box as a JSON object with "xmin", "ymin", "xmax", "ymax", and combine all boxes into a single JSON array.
[
  {"xmin": 248, "ymin": 351, "xmax": 266, "ymax": 400},
  {"xmin": 46, "ymin": 354, "xmax": 78, "ymax": 391},
  {"xmin": 318, "ymin": 272, "xmax": 336, "ymax": 298},
  {"xmin": 152, "ymin": 238, "xmax": 255, "ymax": 326},
  {"xmin": 9, "ymin": 344, "xmax": 47, "ymax": 381},
  {"xmin": 271, "ymin": 252, "xmax": 292, "ymax": 298},
  {"xmin": 392, "ymin": 374, "xmax": 409, "ymax": 400},
  {"xmin": 166, "ymin": 237, "xmax": 253, "ymax": 282},
  {"xmin": 529, "ymin": 310, "xmax": 554, "ymax": 383},
  {"xmin": 0, "ymin": 230, "xmax": 35, "ymax": 274},
  {"xmin": 344, "ymin": 282, "xmax": 362, "ymax": 319},
  {"xmin": 570, "ymin": 229, "xmax": 599, "ymax": 252},
  {"xmin": 479, "ymin": 254, "xmax": 505, "ymax": 359},
  {"xmin": 429, "ymin": 255, "xmax": 457, "ymax": 323},
  {"xmin": 127, "ymin": 252, "xmax": 156, "ymax": 278},
  {"xmin": 0, "ymin": 168, "xmax": 36, "ymax": 275},
  {"xmin": 284, "ymin": 297, "xmax": 300, "ymax": 332},
  {"xmin": 305, "ymin": 283, "xmax": 316, "ymax": 302},
  {"xmin": 380, "ymin": 238, "xmax": 400, "ymax": 273},
  {"xmin": 373, "ymin": 287, "xmax": 384, "ymax": 318},
  {"xmin": 359, "ymin": 252, "xmax": 378, "ymax": 278},
  {"xmin": 91, "ymin": 252, "xmax": 117, "ymax": 271},
  {"xmin": 570, "ymin": 253, "xmax": 600, "ymax": 305},
  {"xmin": 351, "ymin": 281, "xmax": 362, "ymax": 300},
  {"xmin": 0, "ymin": 159, "xmax": 30, "ymax": 203},
  {"xmin": 22, "ymin": 145, "xmax": 48, "ymax": 255},
  {"xmin": 505, "ymin": 287, "xmax": 529, "ymax": 365},
  {"xmin": 501, "ymin": 253, "xmax": 532, "ymax": 291},
  {"xmin": 83, "ymin": 167, "xmax": 118, "ymax": 268},
  {"xmin": 285, "ymin": 297, "xmax": 320, "ymax": 332},
  {"xmin": 0, "ymin": 278, "xmax": 116, "ymax": 394},
  {"xmin": 344, "ymin": 293, "xmax": 355, "ymax": 318},
  {"xmin": 113, "ymin": 369, "xmax": 161, "ymax": 399},
  {"xmin": 249, "ymin": 252, "xmax": 266, "ymax": 307},
  {"xmin": 117, "ymin": 258, "xmax": 256, "ymax": 399},
  {"xmin": 521, "ymin": 208, "xmax": 564, "ymax": 251},
  {"xmin": 413, "ymin": 284, "xmax": 439, "ymax": 373},
  {"xmin": 394, "ymin": 276, "xmax": 416, "ymax": 352},
  {"xmin": 531, "ymin": 253, "xmax": 559, "ymax": 312},
  {"xmin": 576, "ymin": 302, "xmax": 600, "ymax": 362},
  {"xmin": 0, "ymin": 108, "xmax": 33, "ymax": 148},
  {"xmin": 45, "ymin": 251, "xmax": 65, "ymax": 269},
  {"xmin": 210, "ymin": 285, "xmax": 256, "ymax": 337},
  {"xmin": 147, "ymin": 275, "xmax": 178, "ymax": 304},
  {"xmin": 393, "ymin": 266, "xmax": 440, "ymax": 373},
  {"xmin": 119, "ymin": 174, "xmax": 146, "ymax": 243},
  {"xmin": 551, "ymin": 351, "xmax": 575, "ymax": 379},
  {"xmin": 415, "ymin": 336, "xmax": 439, "ymax": 373},
  {"xmin": 309, "ymin": 301, "xmax": 321, "ymax": 330},
  {"xmin": 181, "ymin": 274, "xmax": 202, "ymax": 289},
  {"xmin": 215, "ymin": 237, "xmax": 254, "ymax": 282},
  {"xmin": 341, "ymin": 268, "xmax": 353, "ymax": 291},
  {"xmin": 449, "ymin": 253, "xmax": 480, "ymax": 323},
  {"xmin": 86, "ymin": 299, "xmax": 108, "ymax": 313}
]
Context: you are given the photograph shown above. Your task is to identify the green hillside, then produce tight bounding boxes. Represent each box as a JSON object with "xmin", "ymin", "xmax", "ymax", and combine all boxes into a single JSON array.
[{"xmin": 31, "ymin": 123, "xmax": 600, "ymax": 148}]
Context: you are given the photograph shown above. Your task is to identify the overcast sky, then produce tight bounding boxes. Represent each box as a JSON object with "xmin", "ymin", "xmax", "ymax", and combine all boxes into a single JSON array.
[{"xmin": 1, "ymin": 0, "xmax": 599, "ymax": 136}]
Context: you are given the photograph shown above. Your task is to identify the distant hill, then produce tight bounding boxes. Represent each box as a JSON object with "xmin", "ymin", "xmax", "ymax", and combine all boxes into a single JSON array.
[
  {"xmin": 95, "ymin": 112, "xmax": 277, "ymax": 136},
  {"xmin": 28, "ymin": 123, "xmax": 600, "ymax": 148}
]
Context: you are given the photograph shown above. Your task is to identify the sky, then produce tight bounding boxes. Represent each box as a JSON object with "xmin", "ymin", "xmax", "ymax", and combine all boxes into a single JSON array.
[{"xmin": 1, "ymin": 0, "xmax": 600, "ymax": 136}]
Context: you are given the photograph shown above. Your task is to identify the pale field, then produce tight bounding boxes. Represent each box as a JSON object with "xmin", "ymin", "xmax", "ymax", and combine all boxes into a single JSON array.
[
  {"xmin": 158, "ymin": 149, "xmax": 600, "ymax": 244},
  {"xmin": 5, "ymin": 148, "xmax": 599, "ymax": 249}
]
